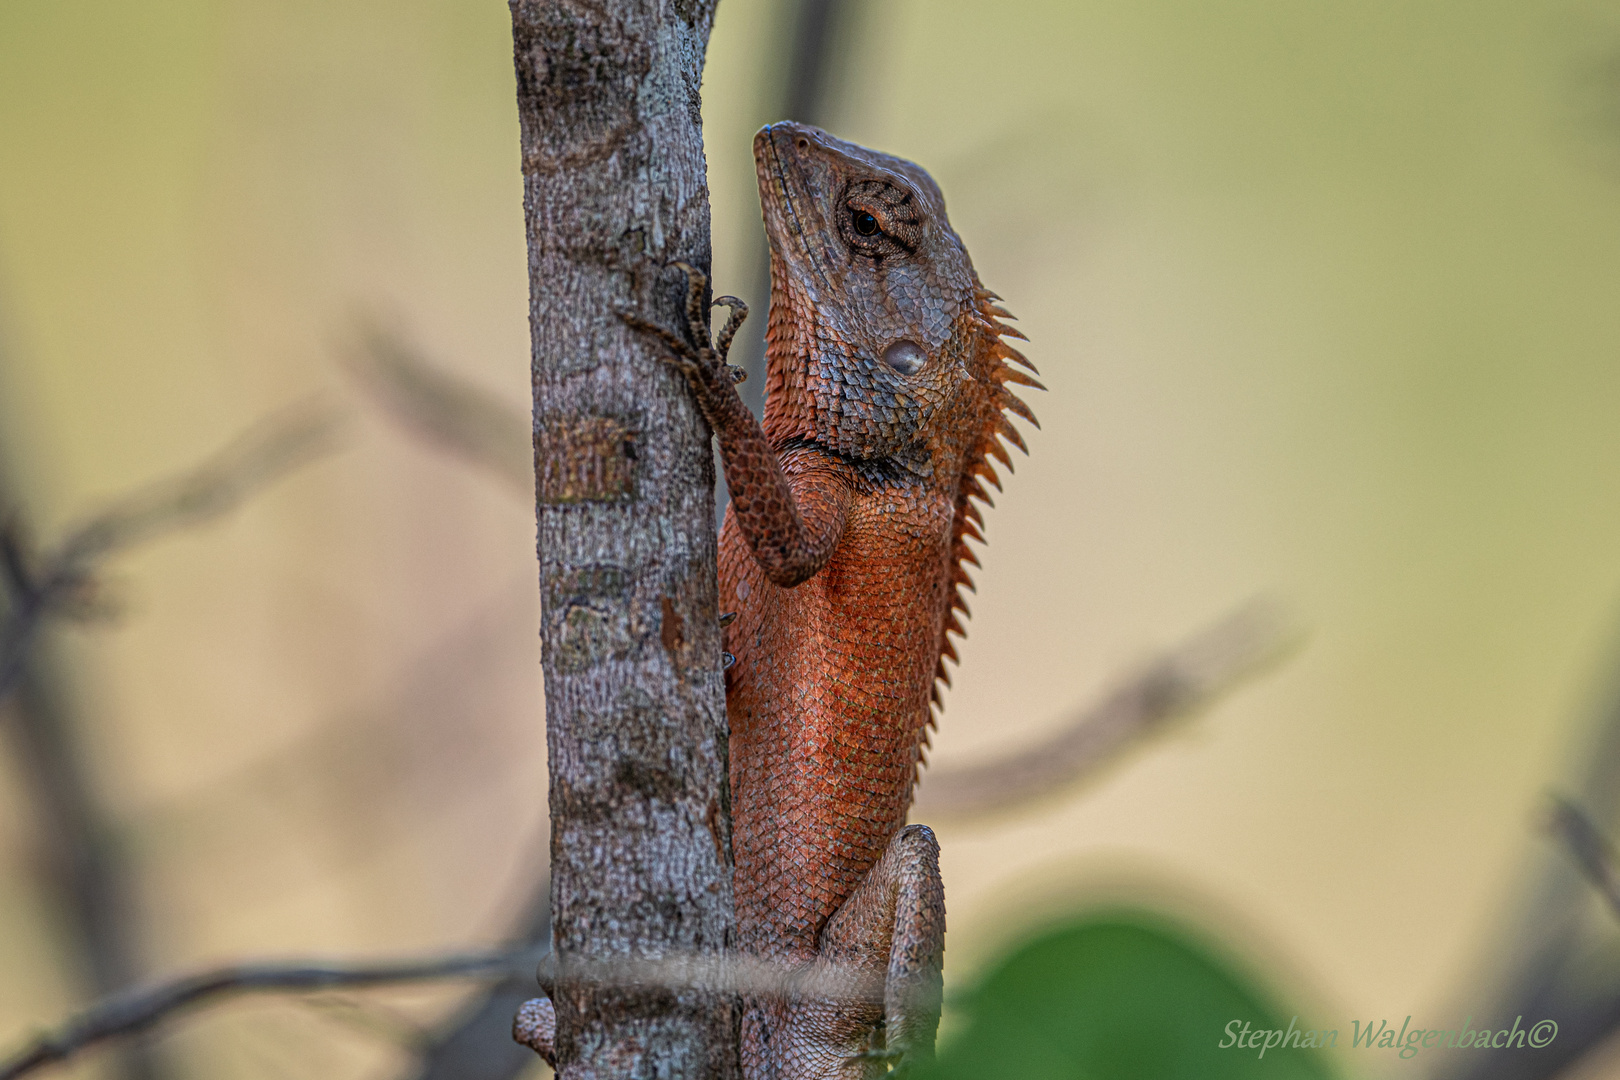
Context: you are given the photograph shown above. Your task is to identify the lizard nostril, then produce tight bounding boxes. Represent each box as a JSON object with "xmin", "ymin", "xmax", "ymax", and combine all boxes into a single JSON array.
[
  {"xmin": 797, "ymin": 138, "xmax": 809, "ymax": 150},
  {"xmin": 883, "ymin": 340, "xmax": 927, "ymax": 375}
]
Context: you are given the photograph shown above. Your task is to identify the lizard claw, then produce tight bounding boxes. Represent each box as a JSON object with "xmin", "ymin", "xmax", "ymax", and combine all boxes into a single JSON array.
[
  {"xmin": 617, "ymin": 309, "xmax": 702, "ymax": 363},
  {"xmin": 710, "ymin": 295, "xmax": 749, "ymax": 360},
  {"xmin": 668, "ymin": 260, "xmax": 710, "ymax": 343},
  {"xmin": 620, "ymin": 265, "xmax": 750, "ymax": 415}
]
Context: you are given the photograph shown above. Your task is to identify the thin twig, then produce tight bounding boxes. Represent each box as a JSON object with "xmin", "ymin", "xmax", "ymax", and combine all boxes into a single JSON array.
[
  {"xmin": 914, "ymin": 600, "xmax": 1302, "ymax": 819},
  {"xmin": 0, "ymin": 401, "xmax": 343, "ymax": 702},
  {"xmin": 346, "ymin": 319, "xmax": 531, "ymax": 495},
  {"xmin": 0, "ymin": 947, "xmax": 545, "ymax": 1080},
  {"xmin": 3, "ymin": 937, "xmax": 921, "ymax": 1080},
  {"xmin": 1547, "ymin": 795, "xmax": 1620, "ymax": 920}
]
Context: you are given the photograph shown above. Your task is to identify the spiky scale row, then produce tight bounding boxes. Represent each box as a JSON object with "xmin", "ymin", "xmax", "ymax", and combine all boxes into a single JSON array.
[
  {"xmin": 1000, "ymin": 365, "xmax": 1045, "ymax": 389},
  {"xmin": 998, "ymin": 416, "xmax": 1029, "ymax": 454},
  {"xmin": 926, "ymin": 285, "xmax": 1044, "ymax": 723}
]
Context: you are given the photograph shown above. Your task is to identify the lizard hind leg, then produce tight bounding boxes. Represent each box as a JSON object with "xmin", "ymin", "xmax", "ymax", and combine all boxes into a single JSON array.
[{"xmin": 789, "ymin": 824, "xmax": 946, "ymax": 1079}]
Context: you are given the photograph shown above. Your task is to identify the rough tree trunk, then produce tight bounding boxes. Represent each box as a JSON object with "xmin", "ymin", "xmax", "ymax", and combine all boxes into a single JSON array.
[{"xmin": 509, "ymin": 2, "xmax": 738, "ymax": 1077}]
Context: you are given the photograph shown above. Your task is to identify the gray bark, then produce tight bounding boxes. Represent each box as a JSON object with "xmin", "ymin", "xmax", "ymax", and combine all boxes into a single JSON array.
[{"xmin": 509, "ymin": 2, "xmax": 738, "ymax": 1077}]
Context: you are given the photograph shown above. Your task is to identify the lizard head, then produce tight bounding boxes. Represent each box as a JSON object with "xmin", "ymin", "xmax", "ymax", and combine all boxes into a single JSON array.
[{"xmin": 753, "ymin": 122, "xmax": 1028, "ymax": 467}]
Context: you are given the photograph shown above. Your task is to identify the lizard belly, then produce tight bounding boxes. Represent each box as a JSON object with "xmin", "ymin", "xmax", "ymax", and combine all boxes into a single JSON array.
[{"xmin": 720, "ymin": 480, "xmax": 952, "ymax": 958}]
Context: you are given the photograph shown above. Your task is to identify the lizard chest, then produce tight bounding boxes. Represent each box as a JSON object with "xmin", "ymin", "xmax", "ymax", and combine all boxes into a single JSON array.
[{"xmin": 720, "ymin": 478, "xmax": 953, "ymax": 734}]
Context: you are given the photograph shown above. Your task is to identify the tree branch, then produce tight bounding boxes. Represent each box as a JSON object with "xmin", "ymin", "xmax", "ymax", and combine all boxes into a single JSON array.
[
  {"xmin": 0, "ymin": 947, "xmax": 546, "ymax": 1080},
  {"xmin": 346, "ymin": 319, "xmax": 532, "ymax": 495},
  {"xmin": 0, "ymin": 464, "xmax": 164, "ymax": 1080},
  {"xmin": 914, "ymin": 601, "xmax": 1300, "ymax": 819},
  {"xmin": 511, "ymin": 1, "xmax": 736, "ymax": 1075},
  {"xmin": 0, "ymin": 401, "xmax": 343, "ymax": 702},
  {"xmin": 1547, "ymin": 795, "xmax": 1620, "ymax": 920},
  {"xmin": 1437, "ymin": 617, "xmax": 1620, "ymax": 1080},
  {"xmin": 3, "ymin": 926, "xmax": 916, "ymax": 1080}
]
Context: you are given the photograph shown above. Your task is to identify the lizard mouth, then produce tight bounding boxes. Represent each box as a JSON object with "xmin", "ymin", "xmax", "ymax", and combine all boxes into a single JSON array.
[{"xmin": 755, "ymin": 123, "xmax": 834, "ymax": 295}]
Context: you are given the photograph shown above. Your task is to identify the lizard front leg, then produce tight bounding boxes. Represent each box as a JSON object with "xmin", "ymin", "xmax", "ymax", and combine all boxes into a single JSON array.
[
  {"xmin": 621, "ymin": 263, "xmax": 853, "ymax": 587},
  {"xmin": 771, "ymin": 825, "xmax": 946, "ymax": 1079}
]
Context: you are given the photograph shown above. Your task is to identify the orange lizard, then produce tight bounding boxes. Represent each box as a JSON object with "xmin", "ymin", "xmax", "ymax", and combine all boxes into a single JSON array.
[
  {"xmin": 654, "ymin": 122, "xmax": 1039, "ymax": 1078},
  {"xmin": 517, "ymin": 122, "xmax": 1039, "ymax": 1078}
]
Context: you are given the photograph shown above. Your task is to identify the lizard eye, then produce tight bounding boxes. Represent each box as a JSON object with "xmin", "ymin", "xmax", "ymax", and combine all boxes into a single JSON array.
[
  {"xmin": 853, "ymin": 211, "xmax": 879, "ymax": 236},
  {"xmin": 883, "ymin": 340, "xmax": 926, "ymax": 375}
]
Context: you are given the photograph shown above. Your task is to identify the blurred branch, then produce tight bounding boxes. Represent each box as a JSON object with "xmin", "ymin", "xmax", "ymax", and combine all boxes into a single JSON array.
[
  {"xmin": 914, "ymin": 601, "xmax": 1301, "ymax": 820},
  {"xmin": 2, "ymin": 658, "xmax": 163, "ymax": 1080},
  {"xmin": 346, "ymin": 319, "xmax": 531, "ymax": 495},
  {"xmin": 0, "ymin": 398, "xmax": 340, "ymax": 1080},
  {"xmin": 404, "ymin": 882, "xmax": 550, "ymax": 1080},
  {"xmin": 1437, "ymin": 615, "xmax": 1620, "ymax": 1080},
  {"xmin": 1, "ymin": 932, "xmax": 912, "ymax": 1079},
  {"xmin": 780, "ymin": 0, "xmax": 852, "ymax": 125},
  {"xmin": 1, "ymin": 509, "xmax": 161, "ymax": 1080},
  {"xmin": 527, "ymin": 950, "xmax": 886, "ymax": 1003},
  {"xmin": 0, "ymin": 401, "xmax": 343, "ymax": 701},
  {"xmin": 0, "ymin": 946, "xmax": 546, "ymax": 1080},
  {"xmin": 1548, "ymin": 795, "xmax": 1620, "ymax": 921}
]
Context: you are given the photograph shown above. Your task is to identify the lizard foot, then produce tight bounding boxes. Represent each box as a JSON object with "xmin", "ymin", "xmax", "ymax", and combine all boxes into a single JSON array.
[
  {"xmin": 619, "ymin": 263, "xmax": 750, "ymax": 416},
  {"xmin": 513, "ymin": 996, "xmax": 557, "ymax": 1067}
]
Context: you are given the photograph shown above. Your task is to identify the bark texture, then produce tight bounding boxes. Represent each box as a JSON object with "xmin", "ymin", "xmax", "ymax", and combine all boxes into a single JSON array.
[{"xmin": 510, "ymin": 2, "xmax": 738, "ymax": 1076}]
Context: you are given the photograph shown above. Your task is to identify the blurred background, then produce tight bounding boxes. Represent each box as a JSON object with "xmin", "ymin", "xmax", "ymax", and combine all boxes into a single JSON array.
[{"xmin": 4, "ymin": 1, "xmax": 1620, "ymax": 1077}]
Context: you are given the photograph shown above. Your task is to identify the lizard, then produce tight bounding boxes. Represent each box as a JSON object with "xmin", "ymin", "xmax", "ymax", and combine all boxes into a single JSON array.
[{"xmin": 516, "ymin": 121, "xmax": 1040, "ymax": 1079}]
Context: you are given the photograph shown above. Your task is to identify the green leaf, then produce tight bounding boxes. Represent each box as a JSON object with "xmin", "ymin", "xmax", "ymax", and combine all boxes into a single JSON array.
[{"xmin": 915, "ymin": 911, "xmax": 1338, "ymax": 1080}]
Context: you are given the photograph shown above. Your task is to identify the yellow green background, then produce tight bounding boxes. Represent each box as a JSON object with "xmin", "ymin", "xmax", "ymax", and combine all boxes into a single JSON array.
[{"xmin": 3, "ymin": 1, "xmax": 1620, "ymax": 1076}]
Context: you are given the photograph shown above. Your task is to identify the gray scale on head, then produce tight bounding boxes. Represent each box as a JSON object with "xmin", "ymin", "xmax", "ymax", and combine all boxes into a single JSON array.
[{"xmin": 755, "ymin": 122, "xmax": 982, "ymax": 462}]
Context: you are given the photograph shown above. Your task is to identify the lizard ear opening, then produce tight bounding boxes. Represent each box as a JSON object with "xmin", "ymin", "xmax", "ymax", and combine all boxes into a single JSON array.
[{"xmin": 883, "ymin": 340, "xmax": 927, "ymax": 375}]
